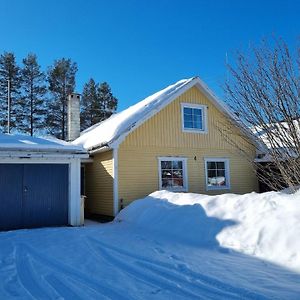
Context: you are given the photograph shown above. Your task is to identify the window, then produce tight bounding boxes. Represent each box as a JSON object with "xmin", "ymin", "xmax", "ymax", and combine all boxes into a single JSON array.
[
  {"xmin": 158, "ymin": 157, "xmax": 187, "ymax": 191},
  {"xmin": 181, "ymin": 103, "xmax": 207, "ymax": 133},
  {"xmin": 205, "ymin": 158, "xmax": 230, "ymax": 190}
]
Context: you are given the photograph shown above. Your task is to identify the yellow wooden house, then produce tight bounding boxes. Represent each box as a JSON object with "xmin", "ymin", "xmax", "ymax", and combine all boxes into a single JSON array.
[{"xmin": 74, "ymin": 77, "xmax": 259, "ymax": 217}]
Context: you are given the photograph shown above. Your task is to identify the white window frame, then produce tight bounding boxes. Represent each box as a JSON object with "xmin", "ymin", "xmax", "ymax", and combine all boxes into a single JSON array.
[
  {"xmin": 181, "ymin": 103, "xmax": 208, "ymax": 133},
  {"xmin": 158, "ymin": 157, "xmax": 188, "ymax": 192},
  {"xmin": 204, "ymin": 158, "xmax": 230, "ymax": 191}
]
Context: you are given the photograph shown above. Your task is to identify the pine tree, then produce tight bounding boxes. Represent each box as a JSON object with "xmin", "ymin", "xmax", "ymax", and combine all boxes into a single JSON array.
[
  {"xmin": 80, "ymin": 80, "xmax": 118, "ymax": 131},
  {"xmin": 97, "ymin": 82, "xmax": 118, "ymax": 120},
  {"xmin": 80, "ymin": 78, "xmax": 101, "ymax": 131},
  {"xmin": 0, "ymin": 52, "xmax": 21, "ymax": 133},
  {"xmin": 20, "ymin": 53, "xmax": 47, "ymax": 136},
  {"xmin": 46, "ymin": 58, "xmax": 77, "ymax": 140}
]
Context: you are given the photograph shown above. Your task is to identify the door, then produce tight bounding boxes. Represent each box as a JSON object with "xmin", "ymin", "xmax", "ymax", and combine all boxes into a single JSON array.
[
  {"xmin": 0, "ymin": 163, "xmax": 69, "ymax": 231},
  {"xmin": 0, "ymin": 164, "xmax": 23, "ymax": 230}
]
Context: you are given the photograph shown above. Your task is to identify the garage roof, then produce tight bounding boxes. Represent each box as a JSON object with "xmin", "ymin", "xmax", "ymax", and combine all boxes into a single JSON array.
[{"xmin": 0, "ymin": 134, "xmax": 86, "ymax": 154}]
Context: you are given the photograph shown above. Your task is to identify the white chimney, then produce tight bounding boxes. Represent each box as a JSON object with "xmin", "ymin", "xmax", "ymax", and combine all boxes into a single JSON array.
[{"xmin": 67, "ymin": 93, "xmax": 80, "ymax": 141}]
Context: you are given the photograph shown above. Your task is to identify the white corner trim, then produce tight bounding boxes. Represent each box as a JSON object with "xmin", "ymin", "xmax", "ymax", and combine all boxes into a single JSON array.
[
  {"xmin": 180, "ymin": 102, "xmax": 208, "ymax": 134},
  {"xmin": 113, "ymin": 148, "xmax": 119, "ymax": 216},
  {"xmin": 204, "ymin": 157, "xmax": 230, "ymax": 191},
  {"xmin": 158, "ymin": 156, "xmax": 188, "ymax": 192},
  {"xmin": 69, "ymin": 158, "xmax": 82, "ymax": 226}
]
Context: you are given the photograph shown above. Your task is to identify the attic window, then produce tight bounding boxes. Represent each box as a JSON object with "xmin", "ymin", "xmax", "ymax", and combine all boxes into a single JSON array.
[{"xmin": 181, "ymin": 103, "xmax": 207, "ymax": 133}]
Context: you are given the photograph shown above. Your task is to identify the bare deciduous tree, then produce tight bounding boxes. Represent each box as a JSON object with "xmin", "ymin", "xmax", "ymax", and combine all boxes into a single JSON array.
[{"xmin": 224, "ymin": 38, "xmax": 300, "ymax": 191}]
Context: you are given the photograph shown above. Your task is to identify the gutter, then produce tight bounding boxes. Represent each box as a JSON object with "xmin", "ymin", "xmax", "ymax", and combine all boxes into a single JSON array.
[{"xmin": 88, "ymin": 144, "xmax": 111, "ymax": 154}]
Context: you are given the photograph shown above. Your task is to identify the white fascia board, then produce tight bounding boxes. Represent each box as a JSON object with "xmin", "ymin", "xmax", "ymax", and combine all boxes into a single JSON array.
[
  {"xmin": 80, "ymin": 157, "xmax": 94, "ymax": 163},
  {"xmin": 0, "ymin": 151, "xmax": 88, "ymax": 159},
  {"xmin": 89, "ymin": 145, "xmax": 111, "ymax": 154},
  {"xmin": 0, "ymin": 144, "xmax": 86, "ymax": 152}
]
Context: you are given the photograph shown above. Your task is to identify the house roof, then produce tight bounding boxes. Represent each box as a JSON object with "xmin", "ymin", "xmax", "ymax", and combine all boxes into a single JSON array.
[
  {"xmin": 74, "ymin": 76, "xmax": 260, "ymax": 152},
  {"xmin": 0, "ymin": 134, "xmax": 86, "ymax": 154},
  {"xmin": 253, "ymin": 121, "xmax": 300, "ymax": 162}
]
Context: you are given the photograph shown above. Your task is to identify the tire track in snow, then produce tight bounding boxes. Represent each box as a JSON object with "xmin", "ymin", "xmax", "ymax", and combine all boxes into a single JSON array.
[
  {"xmin": 86, "ymin": 237, "xmax": 233, "ymax": 300},
  {"xmin": 15, "ymin": 243, "xmax": 130, "ymax": 300},
  {"xmin": 86, "ymin": 238, "xmax": 203, "ymax": 300},
  {"xmin": 15, "ymin": 245, "xmax": 53, "ymax": 300},
  {"xmin": 44, "ymin": 274, "xmax": 85, "ymax": 300},
  {"xmin": 87, "ymin": 238, "xmax": 272, "ymax": 300}
]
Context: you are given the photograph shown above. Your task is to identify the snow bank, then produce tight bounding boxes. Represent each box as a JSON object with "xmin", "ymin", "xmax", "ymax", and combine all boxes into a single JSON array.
[{"xmin": 116, "ymin": 190, "xmax": 300, "ymax": 272}]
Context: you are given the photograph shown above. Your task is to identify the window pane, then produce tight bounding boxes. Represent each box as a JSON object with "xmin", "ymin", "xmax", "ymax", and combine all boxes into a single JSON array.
[
  {"xmin": 193, "ymin": 114, "xmax": 202, "ymax": 123},
  {"xmin": 192, "ymin": 115, "xmax": 202, "ymax": 129},
  {"xmin": 207, "ymin": 162, "xmax": 216, "ymax": 169},
  {"xmin": 218, "ymin": 178, "xmax": 226, "ymax": 186},
  {"xmin": 217, "ymin": 162, "xmax": 225, "ymax": 169},
  {"xmin": 173, "ymin": 178, "xmax": 183, "ymax": 187},
  {"xmin": 207, "ymin": 177, "xmax": 217, "ymax": 186},
  {"xmin": 172, "ymin": 169, "xmax": 183, "ymax": 178},
  {"xmin": 162, "ymin": 179, "xmax": 172, "ymax": 188},
  {"xmin": 217, "ymin": 169, "xmax": 225, "ymax": 177},
  {"xmin": 184, "ymin": 121, "xmax": 193, "ymax": 129},
  {"xmin": 184, "ymin": 114, "xmax": 193, "ymax": 122},
  {"xmin": 193, "ymin": 108, "xmax": 202, "ymax": 115},
  {"xmin": 162, "ymin": 169, "xmax": 172, "ymax": 178},
  {"xmin": 172, "ymin": 160, "xmax": 182, "ymax": 169},
  {"xmin": 207, "ymin": 169, "xmax": 216, "ymax": 178},
  {"xmin": 194, "ymin": 120, "xmax": 202, "ymax": 129},
  {"xmin": 184, "ymin": 107, "xmax": 192, "ymax": 115},
  {"xmin": 216, "ymin": 170, "xmax": 226, "ymax": 186},
  {"xmin": 161, "ymin": 161, "xmax": 172, "ymax": 169}
]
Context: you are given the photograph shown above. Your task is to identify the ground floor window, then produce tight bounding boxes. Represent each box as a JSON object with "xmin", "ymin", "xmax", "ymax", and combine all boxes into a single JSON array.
[
  {"xmin": 205, "ymin": 158, "xmax": 230, "ymax": 190},
  {"xmin": 158, "ymin": 157, "xmax": 187, "ymax": 191}
]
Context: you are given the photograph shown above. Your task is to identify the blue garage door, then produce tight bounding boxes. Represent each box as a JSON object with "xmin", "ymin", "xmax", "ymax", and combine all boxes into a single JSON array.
[{"xmin": 0, "ymin": 164, "xmax": 69, "ymax": 231}]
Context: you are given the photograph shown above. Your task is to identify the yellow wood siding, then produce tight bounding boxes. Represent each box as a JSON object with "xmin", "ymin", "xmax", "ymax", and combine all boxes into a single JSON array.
[
  {"xmin": 118, "ymin": 86, "xmax": 258, "ymax": 206},
  {"xmin": 85, "ymin": 150, "xmax": 114, "ymax": 216}
]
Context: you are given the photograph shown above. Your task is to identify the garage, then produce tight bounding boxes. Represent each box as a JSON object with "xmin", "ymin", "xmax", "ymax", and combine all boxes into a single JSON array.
[{"xmin": 0, "ymin": 134, "xmax": 88, "ymax": 231}]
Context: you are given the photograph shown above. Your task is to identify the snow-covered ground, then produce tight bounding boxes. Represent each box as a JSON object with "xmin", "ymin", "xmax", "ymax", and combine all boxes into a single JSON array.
[{"xmin": 1, "ymin": 191, "xmax": 300, "ymax": 299}]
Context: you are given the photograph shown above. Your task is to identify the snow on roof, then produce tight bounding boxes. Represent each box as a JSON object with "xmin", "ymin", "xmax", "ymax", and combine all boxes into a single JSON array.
[
  {"xmin": 73, "ymin": 78, "xmax": 196, "ymax": 150},
  {"xmin": 253, "ymin": 121, "xmax": 300, "ymax": 149},
  {"xmin": 0, "ymin": 134, "xmax": 86, "ymax": 153}
]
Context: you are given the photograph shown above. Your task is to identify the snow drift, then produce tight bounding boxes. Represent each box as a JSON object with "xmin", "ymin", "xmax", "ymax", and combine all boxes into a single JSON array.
[{"xmin": 116, "ymin": 190, "xmax": 300, "ymax": 272}]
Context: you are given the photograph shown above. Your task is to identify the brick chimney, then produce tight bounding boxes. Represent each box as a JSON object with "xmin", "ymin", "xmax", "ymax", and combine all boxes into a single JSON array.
[{"xmin": 67, "ymin": 93, "xmax": 81, "ymax": 141}]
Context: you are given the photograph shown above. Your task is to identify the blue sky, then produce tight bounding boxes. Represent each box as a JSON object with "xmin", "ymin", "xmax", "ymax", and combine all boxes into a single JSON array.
[{"xmin": 0, "ymin": 0, "xmax": 299, "ymax": 110}]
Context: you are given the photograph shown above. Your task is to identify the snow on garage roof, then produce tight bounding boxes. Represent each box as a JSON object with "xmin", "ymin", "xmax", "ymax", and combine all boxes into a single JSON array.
[
  {"xmin": 0, "ymin": 134, "xmax": 86, "ymax": 153},
  {"xmin": 73, "ymin": 76, "xmax": 259, "ymax": 151}
]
